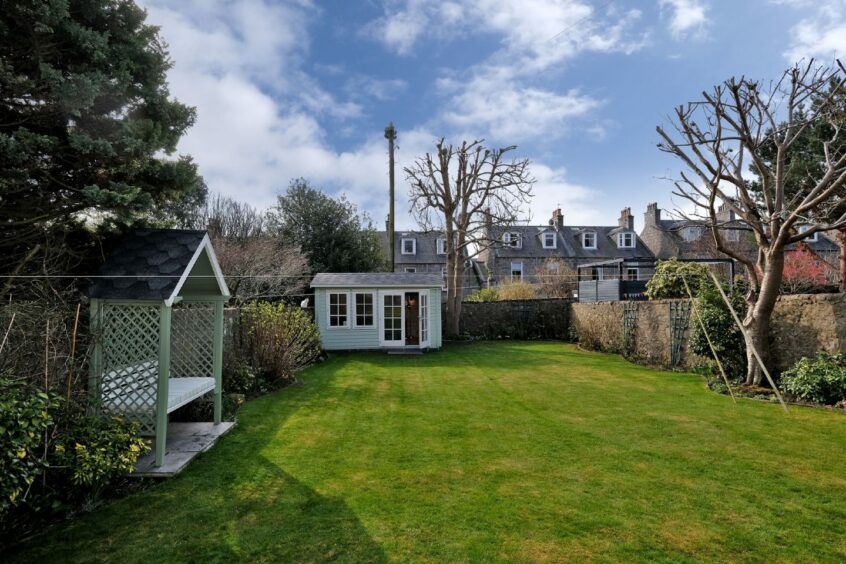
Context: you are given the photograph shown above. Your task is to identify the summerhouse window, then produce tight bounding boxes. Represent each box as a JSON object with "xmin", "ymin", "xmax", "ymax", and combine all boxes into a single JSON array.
[
  {"xmin": 354, "ymin": 293, "xmax": 374, "ymax": 327},
  {"xmin": 401, "ymin": 238, "xmax": 416, "ymax": 254},
  {"xmin": 617, "ymin": 232, "xmax": 634, "ymax": 248},
  {"xmin": 328, "ymin": 292, "xmax": 348, "ymax": 327}
]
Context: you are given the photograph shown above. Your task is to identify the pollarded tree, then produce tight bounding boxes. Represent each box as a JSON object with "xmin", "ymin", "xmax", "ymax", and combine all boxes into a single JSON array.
[
  {"xmin": 657, "ymin": 61, "xmax": 846, "ymax": 386},
  {"xmin": 0, "ymin": 0, "xmax": 201, "ymax": 277},
  {"xmin": 405, "ymin": 139, "xmax": 534, "ymax": 337}
]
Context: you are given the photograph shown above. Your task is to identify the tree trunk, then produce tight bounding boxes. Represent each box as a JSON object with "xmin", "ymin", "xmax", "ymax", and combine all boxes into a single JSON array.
[
  {"xmin": 741, "ymin": 251, "xmax": 784, "ymax": 386},
  {"xmin": 838, "ymin": 228, "xmax": 846, "ymax": 293}
]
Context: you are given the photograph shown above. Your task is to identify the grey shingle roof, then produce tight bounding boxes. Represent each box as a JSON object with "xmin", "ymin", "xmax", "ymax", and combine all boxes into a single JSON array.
[
  {"xmin": 489, "ymin": 225, "xmax": 654, "ymax": 261},
  {"xmin": 86, "ymin": 230, "xmax": 207, "ymax": 300},
  {"xmin": 311, "ymin": 272, "xmax": 443, "ymax": 287},
  {"xmin": 377, "ymin": 230, "xmax": 461, "ymax": 265}
]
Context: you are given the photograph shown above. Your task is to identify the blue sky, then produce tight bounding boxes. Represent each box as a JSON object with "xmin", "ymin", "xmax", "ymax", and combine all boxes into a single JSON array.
[{"xmin": 138, "ymin": 0, "xmax": 846, "ymax": 230}]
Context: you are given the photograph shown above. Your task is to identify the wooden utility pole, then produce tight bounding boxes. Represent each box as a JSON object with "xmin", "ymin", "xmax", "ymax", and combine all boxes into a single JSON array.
[{"xmin": 385, "ymin": 122, "xmax": 397, "ymax": 272}]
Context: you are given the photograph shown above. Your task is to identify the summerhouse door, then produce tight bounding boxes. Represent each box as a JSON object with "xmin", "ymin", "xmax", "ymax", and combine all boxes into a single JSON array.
[{"xmin": 380, "ymin": 292, "xmax": 404, "ymax": 347}]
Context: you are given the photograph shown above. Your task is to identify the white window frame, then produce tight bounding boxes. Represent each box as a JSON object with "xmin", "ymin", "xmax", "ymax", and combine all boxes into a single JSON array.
[
  {"xmin": 582, "ymin": 232, "xmax": 597, "ymax": 250},
  {"xmin": 436, "ymin": 238, "xmax": 447, "ymax": 255},
  {"xmin": 617, "ymin": 232, "xmax": 635, "ymax": 249},
  {"xmin": 503, "ymin": 232, "xmax": 522, "ymax": 249},
  {"xmin": 725, "ymin": 228, "xmax": 740, "ymax": 242},
  {"xmin": 681, "ymin": 226, "xmax": 702, "ymax": 242},
  {"xmin": 798, "ymin": 224, "xmax": 818, "ymax": 242},
  {"xmin": 379, "ymin": 291, "xmax": 405, "ymax": 346},
  {"xmin": 625, "ymin": 267, "xmax": 639, "ymax": 281},
  {"xmin": 441, "ymin": 267, "xmax": 447, "ymax": 290},
  {"xmin": 401, "ymin": 238, "xmax": 416, "ymax": 255},
  {"xmin": 327, "ymin": 291, "xmax": 349, "ymax": 329},
  {"xmin": 419, "ymin": 292, "xmax": 429, "ymax": 347},
  {"xmin": 511, "ymin": 261, "xmax": 523, "ymax": 282},
  {"xmin": 353, "ymin": 292, "xmax": 375, "ymax": 328},
  {"xmin": 542, "ymin": 232, "xmax": 557, "ymax": 249}
]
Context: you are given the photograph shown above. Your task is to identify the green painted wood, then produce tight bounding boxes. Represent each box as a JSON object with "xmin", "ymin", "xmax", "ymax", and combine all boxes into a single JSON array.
[
  {"xmin": 178, "ymin": 250, "xmax": 222, "ymax": 297},
  {"xmin": 88, "ymin": 299, "xmax": 102, "ymax": 413},
  {"xmin": 213, "ymin": 300, "xmax": 224, "ymax": 424},
  {"xmin": 155, "ymin": 305, "xmax": 172, "ymax": 467},
  {"xmin": 315, "ymin": 286, "xmax": 443, "ymax": 350}
]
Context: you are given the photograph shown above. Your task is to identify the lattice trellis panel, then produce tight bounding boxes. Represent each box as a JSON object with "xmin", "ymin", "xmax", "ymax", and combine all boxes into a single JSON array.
[
  {"xmin": 669, "ymin": 301, "xmax": 692, "ymax": 368},
  {"xmin": 99, "ymin": 303, "xmax": 161, "ymax": 434},
  {"xmin": 623, "ymin": 302, "xmax": 638, "ymax": 357},
  {"xmin": 171, "ymin": 302, "xmax": 215, "ymax": 379}
]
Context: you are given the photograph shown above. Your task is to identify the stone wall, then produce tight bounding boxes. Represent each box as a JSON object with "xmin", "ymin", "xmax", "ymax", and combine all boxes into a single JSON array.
[
  {"xmin": 571, "ymin": 293, "xmax": 846, "ymax": 372},
  {"xmin": 456, "ymin": 299, "xmax": 571, "ymax": 340},
  {"xmin": 770, "ymin": 293, "xmax": 846, "ymax": 371}
]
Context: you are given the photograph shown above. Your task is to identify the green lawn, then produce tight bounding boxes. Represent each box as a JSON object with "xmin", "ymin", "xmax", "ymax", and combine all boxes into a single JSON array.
[{"xmin": 10, "ymin": 342, "xmax": 846, "ymax": 562}]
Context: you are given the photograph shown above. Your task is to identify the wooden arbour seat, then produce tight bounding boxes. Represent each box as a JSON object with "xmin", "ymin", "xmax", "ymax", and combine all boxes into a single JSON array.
[
  {"xmin": 101, "ymin": 360, "xmax": 216, "ymax": 415},
  {"xmin": 87, "ymin": 229, "xmax": 230, "ymax": 467}
]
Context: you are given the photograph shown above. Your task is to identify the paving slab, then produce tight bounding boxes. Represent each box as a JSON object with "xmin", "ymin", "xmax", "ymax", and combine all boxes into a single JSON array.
[{"xmin": 131, "ymin": 421, "xmax": 235, "ymax": 478}]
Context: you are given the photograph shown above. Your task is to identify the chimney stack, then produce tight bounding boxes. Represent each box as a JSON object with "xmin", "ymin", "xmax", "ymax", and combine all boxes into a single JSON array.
[
  {"xmin": 551, "ymin": 208, "xmax": 564, "ymax": 229},
  {"xmin": 619, "ymin": 207, "xmax": 634, "ymax": 230},
  {"xmin": 644, "ymin": 202, "xmax": 660, "ymax": 227}
]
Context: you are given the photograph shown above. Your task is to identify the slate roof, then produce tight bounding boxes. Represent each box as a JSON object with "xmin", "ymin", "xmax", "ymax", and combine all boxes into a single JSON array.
[
  {"xmin": 377, "ymin": 230, "xmax": 453, "ymax": 265},
  {"xmin": 489, "ymin": 225, "xmax": 654, "ymax": 261},
  {"xmin": 311, "ymin": 272, "xmax": 443, "ymax": 287},
  {"xmin": 86, "ymin": 230, "xmax": 207, "ymax": 300}
]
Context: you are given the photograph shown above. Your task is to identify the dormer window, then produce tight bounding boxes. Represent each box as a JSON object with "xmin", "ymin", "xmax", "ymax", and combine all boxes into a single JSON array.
[
  {"xmin": 798, "ymin": 224, "xmax": 818, "ymax": 242},
  {"xmin": 681, "ymin": 226, "xmax": 702, "ymax": 242},
  {"xmin": 436, "ymin": 238, "xmax": 447, "ymax": 255},
  {"xmin": 617, "ymin": 232, "xmax": 635, "ymax": 249},
  {"xmin": 401, "ymin": 238, "xmax": 416, "ymax": 255},
  {"xmin": 502, "ymin": 232, "xmax": 522, "ymax": 248},
  {"xmin": 542, "ymin": 232, "xmax": 557, "ymax": 249},
  {"xmin": 582, "ymin": 232, "xmax": 597, "ymax": 249}
]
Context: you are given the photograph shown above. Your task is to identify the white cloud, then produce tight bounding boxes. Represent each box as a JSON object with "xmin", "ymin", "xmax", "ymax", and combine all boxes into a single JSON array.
[
  {"xmin": 659, "ymin": 0, "xmax": 709, "ymax": 40},
  {"xmin": 368, "ymin": 1, "xmax": 644, "ymax": 146},
  {"xmin": 775, "ymin": 0, "xmax": 846, "ymax": 61}
]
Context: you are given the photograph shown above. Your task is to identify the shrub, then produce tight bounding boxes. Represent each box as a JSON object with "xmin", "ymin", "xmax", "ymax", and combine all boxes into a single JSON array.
[
  {"xmin": 781, "ymin": 353, "xmax": 846, "ymax": 405},
  {"xmin": 236, "ymin": 302, "xmax": 321, "ymax": 386},
  {"xmin": 50, "ymin": 415, "xmax": 148, "ymax": 505},
  {"xmin": 496, "ymin": 282, "xmax": 537, "ymax": 301},
  {"xmin": 646, "ymin": 259, "xmax": 711, "ymax": 299},
  {"xmin": 689, "ymin": 283, "xmax": 748, "ymax": 381},
  {"xmin": 0, "ymin": 379, "xmax": 60, "ymax": 516},
  {"xmin": 465, "ymin": 288, "xmax": 499, "ymax": 302}
]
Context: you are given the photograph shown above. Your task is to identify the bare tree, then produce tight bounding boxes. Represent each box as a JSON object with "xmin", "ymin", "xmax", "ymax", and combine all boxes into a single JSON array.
[
  {"xmin": 537, "ymin": 258, "xmax": 577, "ymax": 298},
  {"xmin": 406, "ymin": 139, "xmax": 534, "ymax": 337},
  {"xmin": 657, "ymin": 61, "xmax": 846, "ymax": 385}
]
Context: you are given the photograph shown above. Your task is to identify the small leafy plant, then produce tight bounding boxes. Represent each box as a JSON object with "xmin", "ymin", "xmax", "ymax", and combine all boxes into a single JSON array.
[
  {"xmin": 0, "ymin": 378, "xmax": 60, "ymax": 516},
  {"xmin": 465, "ymin": 288, "xmax": 499, "ymax": 302},
  {"xmin": 781, "ymin": 353, "xmax": 846, "ymax": 405}
]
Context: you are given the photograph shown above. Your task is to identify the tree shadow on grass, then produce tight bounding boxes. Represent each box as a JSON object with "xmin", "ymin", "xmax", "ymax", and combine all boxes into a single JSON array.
[{"xmin": 8, "ymin": 363, "xmax": 387, "ymax": 563}]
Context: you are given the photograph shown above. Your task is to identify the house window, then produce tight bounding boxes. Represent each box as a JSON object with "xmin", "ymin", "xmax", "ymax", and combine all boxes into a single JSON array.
[
  {"xmin": 617, "ymin": 232, "xmax": 634, "ymax": 248},
  {"xmin": 590, "ymin": 267, "xmax": 600, "ymax": 281},
  {"xmin": 328, "ymin": 292, "xmax": 348, "ymax": 327},
  {"xmin": 401, "ymin": 238, "xmax": 416, "ymax": 255},
  {"xmin": 543, "ymin": 232, "xmax": 556, "ymax": 249},
  {"xmin": 404, "ymin": 267, "xmax": 417, "ymax": 273},
  {"xmin": 354, "ymin": 293, "xmax": 374, "ymax": 327},
  {"xmin": 436, "ymin": 238, "xmax": 447, "ymax": 255},
  {"xmin": 441, "ymin": 267, "xmax": 447, "ymax": 290},
  {"xmin": 798, "ymin": 225, "xmax": 818, "ymax": 242},
  {"xmin": 511, "ymin": 261, "xmax": 523, "ymax": 282},
  {"xmin": 625, "ymin": 267, "xmax": 639, "ymax": 281},
  {"xmin": 582, "ymin": 232, "xmax": 597, "ymax": 249},
  {"xmin": 681, "ymin": 226, "xmax": 702, "ymax": 242},
  {"xmin": 503, "ymin": 232, "xmax": 522, "ymax": 248},
  {"xmin": 726, "ymin": 228, "xmax": 740, "ymax": 242}
]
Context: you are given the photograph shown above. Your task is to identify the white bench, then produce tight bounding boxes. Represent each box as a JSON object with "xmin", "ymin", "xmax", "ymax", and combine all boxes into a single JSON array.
[{"xmin": 101, "ymin": 360, "xmax": 215, "ymax": 414}]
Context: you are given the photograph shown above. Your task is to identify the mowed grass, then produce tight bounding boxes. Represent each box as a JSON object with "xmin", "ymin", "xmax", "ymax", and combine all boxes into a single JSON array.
[{"xmin": 10, "ymin": 342, "xmax": 846, "ymax": 562}]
